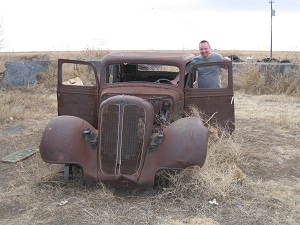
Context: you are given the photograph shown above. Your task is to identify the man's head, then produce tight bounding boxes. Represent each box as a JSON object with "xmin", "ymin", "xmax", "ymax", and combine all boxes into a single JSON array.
[{"xmin": 199, "ymin": 40, "xmax": 211, "ymax": 59}]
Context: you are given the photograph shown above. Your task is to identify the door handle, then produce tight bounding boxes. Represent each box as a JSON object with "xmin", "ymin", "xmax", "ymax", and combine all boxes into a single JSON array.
[{"xmin": 230, "ymin": 96, "xmax": 234, "ymax": 104}]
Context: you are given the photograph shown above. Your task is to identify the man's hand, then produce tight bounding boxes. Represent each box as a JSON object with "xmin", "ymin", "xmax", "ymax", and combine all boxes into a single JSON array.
[
  {"xmin": 170, "ymin": 79, "xmax": 178, "ymax": 85},
  {"xmin": 223, "ymin": 56, "xmax": 231, "ymax": 62}
]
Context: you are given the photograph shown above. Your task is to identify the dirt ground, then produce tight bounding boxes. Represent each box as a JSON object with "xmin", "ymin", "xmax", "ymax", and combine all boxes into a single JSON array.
[{"xmin": 0, "ymin": 86, "xmax": 300, "ymax": 224}]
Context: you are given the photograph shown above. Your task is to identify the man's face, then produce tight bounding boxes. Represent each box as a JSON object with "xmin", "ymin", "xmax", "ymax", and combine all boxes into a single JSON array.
[{"xmin": 199, "ymin": 42, "xmax": 211, "ymax": 59}]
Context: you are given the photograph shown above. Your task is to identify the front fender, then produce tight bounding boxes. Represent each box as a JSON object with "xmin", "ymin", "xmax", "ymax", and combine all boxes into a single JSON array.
[
  {"xmin": 39, "ymin": 115, "xmax": 98, "ymax": 179},
  {"xmin": 159, "ymin": 116, "xmax": 208, "ymax": 167},
  {"xmin": 138, "ymin": 117, "xmax": 209, "ymax": 186}
]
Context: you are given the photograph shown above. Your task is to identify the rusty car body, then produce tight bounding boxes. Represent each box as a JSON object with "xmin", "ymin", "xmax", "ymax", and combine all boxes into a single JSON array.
[{"xmin": 40, "ymin": 52, "xmax": 234, "ymax": 186}]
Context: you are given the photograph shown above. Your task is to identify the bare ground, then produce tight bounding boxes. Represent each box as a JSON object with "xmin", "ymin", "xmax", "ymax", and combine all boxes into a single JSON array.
[{"xmin": 0, "ymin": 86, "xmax": 300, "ymax": 225}]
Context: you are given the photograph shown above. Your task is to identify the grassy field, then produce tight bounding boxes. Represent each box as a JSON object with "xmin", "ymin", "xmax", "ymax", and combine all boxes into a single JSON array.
[
  {"xmin": 0, "ymin": 50, "xmax": 300, "ymax": 224},
  {"xmin": 1, "ymin": 49, "xmax": 300, "ymax": 63}
]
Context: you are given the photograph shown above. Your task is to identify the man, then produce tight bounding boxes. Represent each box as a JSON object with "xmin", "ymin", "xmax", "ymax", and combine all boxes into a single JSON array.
[{"xmin": 171, "ymin": 40, "xmax": 231, "ymax": 88}]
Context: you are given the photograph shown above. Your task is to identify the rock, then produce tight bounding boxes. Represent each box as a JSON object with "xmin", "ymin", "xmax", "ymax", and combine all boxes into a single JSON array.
[
  {"xmin": 62, "ymin": 77, "xmax": 83, "ymax": 85},
  {"xmin": 2, "ymin": 61, "xmax": 50, "ymax": 86}
]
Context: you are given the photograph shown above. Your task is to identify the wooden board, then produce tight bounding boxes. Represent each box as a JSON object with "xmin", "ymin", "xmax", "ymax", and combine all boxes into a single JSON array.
[{"xmin": 1, "ymin": 148, "xmax": 39, "ymax": 163}]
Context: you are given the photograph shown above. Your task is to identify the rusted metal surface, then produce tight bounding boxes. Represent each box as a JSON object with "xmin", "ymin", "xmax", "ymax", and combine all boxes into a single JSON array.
[
  {"xmin": 98, "ymin": 95, "xmax": 154, "ymax": 178},
  {"xmin": 57, "ymin": 59, "xmax": 99, "ymax": 128},
  {"xmin": 100, "ymin": 52, "xmax": 194, "ymax": 89},
  {"xmin": 184, "ymin": 61, "xmax": 235, "ymax": 132},
  {"xmin": 40, "ymin": 52, "xmax": 234, "ymax": 186},
  {"xmin": 139, "ymin": 116, "xmax": 208, "ymax": 186},
  {"xmin": 40, "ymin": 115, "xmax": 98, "ymax": 179},
  {"xmin": 100, "ymin": 84, "xmax": 183, "ymax": 118}
]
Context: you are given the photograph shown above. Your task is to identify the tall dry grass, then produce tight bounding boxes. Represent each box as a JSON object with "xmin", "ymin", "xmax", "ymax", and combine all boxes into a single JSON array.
[
  {"xmin": 233, "ymin": 63, "xmax": 300, "ymax": 96},
  {"xmin": 0, "ymin": 85, "xmax": 57, "ymax": 125}
]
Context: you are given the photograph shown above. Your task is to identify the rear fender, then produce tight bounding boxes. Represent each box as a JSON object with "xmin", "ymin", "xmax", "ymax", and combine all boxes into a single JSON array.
[
  {"xmin": 40, "ymin": 115, "xmax": 98, "ymax": 179},
  {"xmin": 138, "ymin": 117, "xmax": 209, "ymax": 186}
]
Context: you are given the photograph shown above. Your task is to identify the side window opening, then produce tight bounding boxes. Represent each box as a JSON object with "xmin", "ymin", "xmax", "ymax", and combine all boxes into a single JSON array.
[
  {"xmin": 185, "ymin": 62, "xmax": 230, "ymax": 89},
  {"xmin": 62, "ymin": 63, "xmax": 96, "ymax": 87}
]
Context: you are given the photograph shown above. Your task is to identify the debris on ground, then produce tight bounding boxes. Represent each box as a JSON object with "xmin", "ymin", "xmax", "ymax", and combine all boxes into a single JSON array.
[{"xmin": 1, "ymin": 148, "xmax": 39, "ymax": 163}]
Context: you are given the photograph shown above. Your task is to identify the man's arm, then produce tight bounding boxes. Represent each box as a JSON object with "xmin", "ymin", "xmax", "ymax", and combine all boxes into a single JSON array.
[
  {"xmin": 222, "ymin": 56, "xmax": 231, "ymax": 70},
  {"xmin": 171, "ymin": 60, "xmax": 194, "ymax": 85},
  {"xmin": 170, "ymin": 74, "xmax": 180, "ymax": 85}
]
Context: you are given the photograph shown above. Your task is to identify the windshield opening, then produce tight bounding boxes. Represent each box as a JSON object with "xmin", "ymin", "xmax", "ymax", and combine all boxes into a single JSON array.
[{"xmin": 105, "ymin": 63, "xmax": 179, "ymax": 84}]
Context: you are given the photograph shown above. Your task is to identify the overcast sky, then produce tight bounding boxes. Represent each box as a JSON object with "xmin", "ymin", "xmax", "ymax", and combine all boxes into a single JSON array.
[{"xmin": 0, "ymin": 0, "xmax": 299, "ymax": 52}]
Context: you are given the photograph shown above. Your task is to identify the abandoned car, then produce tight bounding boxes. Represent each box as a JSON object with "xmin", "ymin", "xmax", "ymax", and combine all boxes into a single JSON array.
[{"xmin": 39, "ymin": 52, "xmax": 235, "ymax": 186}]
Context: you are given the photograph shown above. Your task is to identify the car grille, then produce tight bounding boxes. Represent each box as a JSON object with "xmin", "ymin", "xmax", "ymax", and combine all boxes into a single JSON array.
[{"xmin": 100, "ymin": 103, "xmax": 146, "ymax": 175}]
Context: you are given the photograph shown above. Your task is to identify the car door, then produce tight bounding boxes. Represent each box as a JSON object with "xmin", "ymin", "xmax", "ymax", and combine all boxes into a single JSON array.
[
  {"xmin": 57, "ymin": 59, "xmax": 100, "ymax": 129},
  {"xmin": 184, "ymin": 61, "xmax": 235, "ymax": 132}
]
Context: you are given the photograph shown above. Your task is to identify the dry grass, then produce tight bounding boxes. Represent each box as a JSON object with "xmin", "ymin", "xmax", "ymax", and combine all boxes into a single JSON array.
[
  {"xmin": 233, "ymin": 63, "xmax": 300, "ymax": 96},
  {"xmin": 1, "ymin": 106, "xmax": 299, "ymax": 224},
  {"xmin": 0, "ymin": 86, "xmax": 57, "ymax": 125},
  {"xmin": 0, "ymin": 50, "xmax": 300, "ymax": 224}
]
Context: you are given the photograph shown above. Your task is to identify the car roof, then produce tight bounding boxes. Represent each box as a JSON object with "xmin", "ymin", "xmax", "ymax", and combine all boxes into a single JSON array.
[{"xmin": 101, "ymin": 52, "xmax": 194, "ymax": 67}]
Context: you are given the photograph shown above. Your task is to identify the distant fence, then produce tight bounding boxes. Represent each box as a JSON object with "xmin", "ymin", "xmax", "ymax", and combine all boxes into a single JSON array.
[{"xmin": 1, "ymin": 61, "xmax": 299, "ymax": 86}]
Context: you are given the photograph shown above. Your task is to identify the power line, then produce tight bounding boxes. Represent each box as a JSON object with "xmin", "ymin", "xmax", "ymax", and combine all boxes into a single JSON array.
[{"xmin": 270, "ymin": 1, "xmax": 275, "ymax": 58}]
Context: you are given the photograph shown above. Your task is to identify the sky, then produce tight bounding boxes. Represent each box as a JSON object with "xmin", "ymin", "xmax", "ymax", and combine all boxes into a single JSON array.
[{"xmin": 0, "ymin": 0, "xmax": 299, "ymax": 52}]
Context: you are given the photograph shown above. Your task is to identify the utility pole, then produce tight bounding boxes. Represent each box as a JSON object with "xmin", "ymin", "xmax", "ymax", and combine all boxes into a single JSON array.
[{"xmin": 270, "ymin": 1, "xmax": 275, "ymax": 58}]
